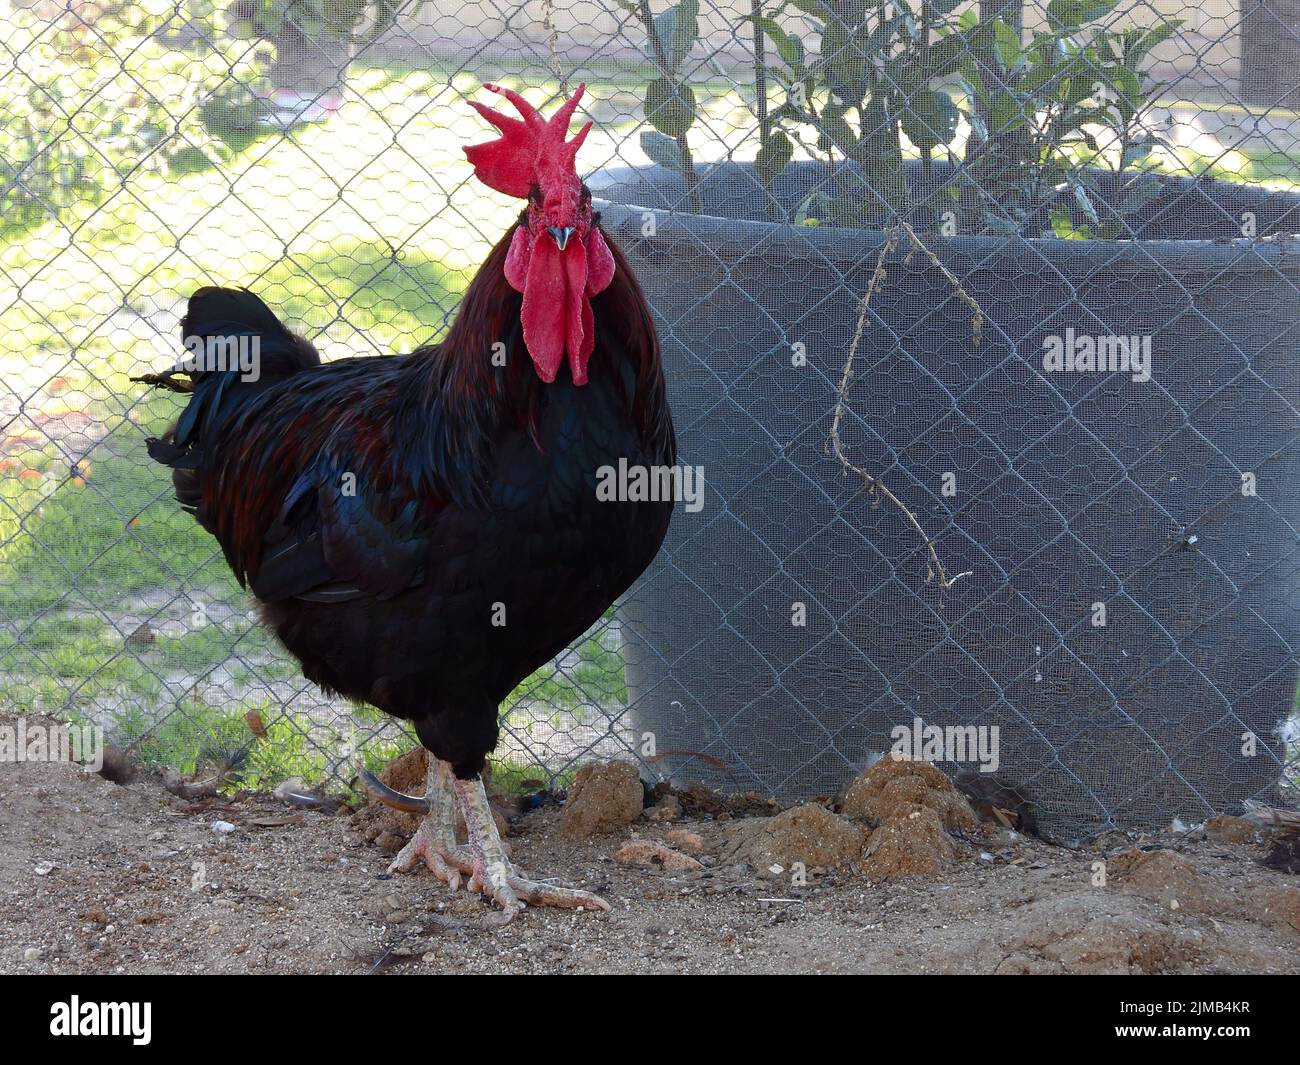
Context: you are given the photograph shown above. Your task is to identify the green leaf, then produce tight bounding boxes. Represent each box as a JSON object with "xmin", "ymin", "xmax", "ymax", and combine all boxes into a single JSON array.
[
  {"xmin": 899, "ymin": 89, "xmax": 959, "ymax": 150},
  {"xmin": 1049, "ymin": 206, "xmax": 1093, "ymax": 239},
  {"xmin": 756, "ymin": 17, "xmax": 805, "ymax": 69},
  {"xmin": 821, "ymin": 17, "xmax": 861, "ymax": 88},
  {"xmin": 1126, "ymin": 19, "xmax": 1182, "ymax": 63},
  {"xmin": 755, "ymin": 129, "xmax": 793, "ymax": 183},
  {"xmin": 794, "ymin": 191, "xmax": 824, "ymax": 225},
  {"xmin": 644, "ymin": 0, "xmax": 699, "ymax": 75},
  {"xmin": 668, "ymin": 0, "xmax": 700, "ymax": 73},
  {"xmin": 1046, "ymin": 0, "xmax": 1120, "ymax": 30},
  {"xmin": 958, "ymin": 62, "xmax": 987, "ymax": 104},
  {"xmin": 644, "ymin": 78, "xmax": 696, "ymax": 138},
  {"xmin": 1019, "ymin": 62, "xmax": 1059, "ymax": 98},
  {"xmin": 1055, "ymin": 104, "xmax": 1117, "ymax": 134},
  {"xmin": 1121, "ymin": 134, "xmax": 1158, "ymax": 168},
  {"xmin": 1117, "ymin": 177, "xmax": 1163, "ymax": 212},
  {"xmin": 989, "ymin": 91, "xmax": 1024, "ymax": 132},
  {"xmin": 640, "ymin": 129, "xmax": 685, "ymax": 172},
  {"xmin": 817, "ymin": 106, "xmax": 857, "ymax": 152},
  {"xmin": 886, "ymin": 30, "xmax": 973, "ymax": 97},
  {"xmin": 787, "ymin": 0, "xmax": 835, "ymax": 18},
  {"xmin": 993, "ymin": 19, "xmax": 1024, "ymax": 74},
  {"xmin": 918, "ymin": 31, "xmax": 976, "ymax": 80},
  {"xmin": 1068, "ymin": 178, "xmax": 1100, "ymax": 224},
  {"xmin": 1110, "ymin": 65, "xmax": 1141, "ymax": 120},
  {"xmin": 981, "ymin": 205, "xmax": 1026, "ymax": 234}
]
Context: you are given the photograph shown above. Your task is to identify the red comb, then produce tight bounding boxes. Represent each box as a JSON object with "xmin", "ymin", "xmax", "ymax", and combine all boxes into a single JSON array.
[{"xmin": 464, "ymin": 83, "xmax": 592, "ymax": 199}]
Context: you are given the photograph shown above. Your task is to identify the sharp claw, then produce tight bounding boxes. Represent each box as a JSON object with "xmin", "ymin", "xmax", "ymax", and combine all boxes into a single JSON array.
[
  {"xmin": 507, "ymin": 876, "xmax": 611, "ymax": 911},
  {"xmin": 389, "ymin": 764, "xmax": 610, "ymax": 919},
  {"xmin": 384, "ymin": 758, "xmax": 463, "ymax": 888}
]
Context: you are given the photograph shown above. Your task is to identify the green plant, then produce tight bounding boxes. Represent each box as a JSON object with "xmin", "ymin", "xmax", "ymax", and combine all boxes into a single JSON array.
[
  {"xmin": 226, "ymin": 0, "xmax": 403, "ymax": 44},
  {"xmin": 616, "ymin": 0, "xmax": 704, "ymax": 210},
  {"xmin": 616, "ymin": 0, "xmax": 1184, "ymax": 237},
  {"xmin": 955, "ymin": 1, "xmax": 1182, "ymax": 236},
  {"xmin": 1, "ymin": 4, "xmax": 265, "ymax": 231}
]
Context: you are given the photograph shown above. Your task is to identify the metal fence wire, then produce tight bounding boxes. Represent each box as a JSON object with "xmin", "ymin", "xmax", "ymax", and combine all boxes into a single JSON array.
[{"xmin": 1, "ymin": 0, "xmax": 1297, "ymax": 844}]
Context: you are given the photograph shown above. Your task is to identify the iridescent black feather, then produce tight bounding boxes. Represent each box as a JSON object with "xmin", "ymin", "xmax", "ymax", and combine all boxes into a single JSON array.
[{"xmin": 139, "ymin": 226, "xmax": 674, "ymax": 777}]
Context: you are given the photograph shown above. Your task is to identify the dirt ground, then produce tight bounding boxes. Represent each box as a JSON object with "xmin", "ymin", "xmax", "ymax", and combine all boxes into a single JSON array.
[{"xmin": 3, "ymin": 727, "xmax": 1298, "ymax": 975}]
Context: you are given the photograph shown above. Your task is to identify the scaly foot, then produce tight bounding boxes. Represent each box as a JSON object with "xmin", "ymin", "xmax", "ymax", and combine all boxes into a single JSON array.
[
  {"xmin": 454, "ymin": 775, "xmax": 610, "ymax": 921},
  {"xmin": 385, "ymin": 758, "xmax": 462, "ymax": 891}
]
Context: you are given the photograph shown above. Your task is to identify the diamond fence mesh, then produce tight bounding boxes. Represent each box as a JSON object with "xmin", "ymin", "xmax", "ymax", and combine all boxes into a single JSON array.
[{"xmin": 1, "ymin": 0, "xmax": 1297, "ymax": 842}]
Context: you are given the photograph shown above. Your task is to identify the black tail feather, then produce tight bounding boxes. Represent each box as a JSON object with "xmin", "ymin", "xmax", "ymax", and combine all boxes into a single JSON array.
[{"xmin": 138, "ymin": 288, "xmax": 321, "ymax": 523}]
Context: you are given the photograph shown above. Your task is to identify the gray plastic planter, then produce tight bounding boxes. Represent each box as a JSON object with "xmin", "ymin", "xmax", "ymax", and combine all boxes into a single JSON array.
[{"xmin": 591, "ymin": 161, "xmax": 1300, "ymax": 843}]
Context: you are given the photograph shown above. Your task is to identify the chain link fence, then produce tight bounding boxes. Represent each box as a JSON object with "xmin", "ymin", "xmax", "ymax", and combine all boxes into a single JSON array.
[{"xmin": 1, "ymin": 0, "xmax": 1297, "ymax": 842}]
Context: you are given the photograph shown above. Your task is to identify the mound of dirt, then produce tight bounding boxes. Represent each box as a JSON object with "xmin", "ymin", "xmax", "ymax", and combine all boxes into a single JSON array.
[
  {"xmin": 1204, "ymin": 815, "xmax": 1260, "ymax": 844},
  {"xmin": 995, "ymin": 895, "xmax": 1218, "ymax": 975},
  {"xmin": 1108, "ymin": 847, "xmax": 1300, "ymax": 936},
  {"xmin": 1107, "ymin": 848, "xmax": 1238, "ymax": 914},
  {"xmin": 841, "ymin": 758, "xmax": 984, "ymax": 881},
  {"xmin": 382, "ymin": 747, "xmax": 430, "ymax": 791},
  {"xmin": 561, "ymin": 761, "xmax": 644, "ymax": 839},
  {"xmin": 665, "ymin": 829, "xmax": 706, "ymax": 853},
  {"xmin": 860, "ymin": 810, "xmax": 962, "ymax": 880},
  {"xmin": 721, "ymin": 804, "xmax": 865, "ymax": 874},
  {"xmin": 841, "ymin": 757, "xmax": 979, "ymax": 831},
  {"xmin": 1252, "ymin": 885, "xmax": 1300, "ymax": 935}
]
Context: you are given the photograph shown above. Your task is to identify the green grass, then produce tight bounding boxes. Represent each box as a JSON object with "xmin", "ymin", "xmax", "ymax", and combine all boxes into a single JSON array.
[
  {"xmin": 508, "ymin": 619, "xmax": 627, "ymax": 725},
  {"xmin": 93, "ymin": 696, "xmax": 411, "ymax": 793}
]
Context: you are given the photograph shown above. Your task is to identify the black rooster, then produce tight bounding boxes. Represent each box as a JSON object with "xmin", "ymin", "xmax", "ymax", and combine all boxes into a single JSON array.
[{"xmin": 137, "ymin": 84, "xmax": 675, "ymax": 919}]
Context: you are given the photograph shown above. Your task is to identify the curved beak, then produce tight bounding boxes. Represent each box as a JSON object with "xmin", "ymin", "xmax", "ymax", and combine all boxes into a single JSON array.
[{"xmin": 546, "ymin": 225, "xmax": 576, "ymax": 251}]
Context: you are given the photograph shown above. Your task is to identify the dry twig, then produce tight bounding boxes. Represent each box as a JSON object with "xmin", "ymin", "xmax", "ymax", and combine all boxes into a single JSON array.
[{"xmin": 828, "ymin": 220, "xmax": 981, "ymax": 590}]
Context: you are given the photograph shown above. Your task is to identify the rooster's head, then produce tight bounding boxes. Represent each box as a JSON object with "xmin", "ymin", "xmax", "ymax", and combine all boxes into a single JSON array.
[{"xmin": 464, "ymin": 82, "xmax": 614, "ymax": 387}]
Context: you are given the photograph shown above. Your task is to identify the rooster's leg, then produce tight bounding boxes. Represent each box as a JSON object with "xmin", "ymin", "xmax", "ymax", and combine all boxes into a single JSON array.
[
  {"xmin": 454, "ymin": 774, "xmax": 610, "ymax": 921},
  {"xmin": 387, "ymin": 758, "xmax": 465, "ymax": 889}
]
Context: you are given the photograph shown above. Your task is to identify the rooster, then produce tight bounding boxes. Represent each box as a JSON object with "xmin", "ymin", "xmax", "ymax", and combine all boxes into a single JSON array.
[{"xmin": 135, "ymin": 84, "xmax": 675, "ymax": 920}]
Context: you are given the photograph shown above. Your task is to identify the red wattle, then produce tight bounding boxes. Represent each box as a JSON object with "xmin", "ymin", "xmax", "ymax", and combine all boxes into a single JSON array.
[
  {"xmin": 520, "ymin": 238, "xmax": 567, "ymax": 383},
  {"xmin": 504, "ymin": 227, "xmax": 530, "ymax": 292},
  {"xmin": 517, "ymin": 228, "xmax": 615, "ymax": 386},
  {"xmin": 585, "ymin": 230, "xmax": 615, "ymax": 295},
  {"xmin": 562, "ymin": 239, "xmax": 591, "ymax": 385}
]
